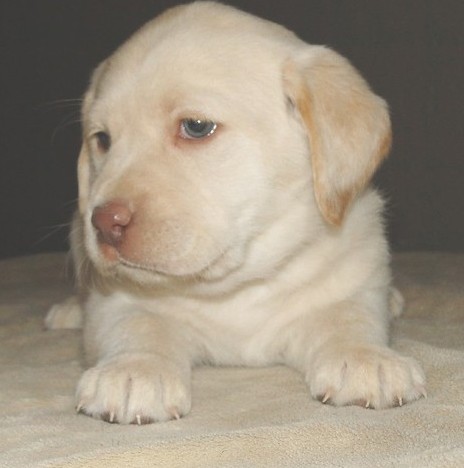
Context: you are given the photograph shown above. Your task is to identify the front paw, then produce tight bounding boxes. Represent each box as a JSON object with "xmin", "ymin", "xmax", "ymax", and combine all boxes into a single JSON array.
[
  {"xmin": 306, "ymin": 344, "xmax": 426, "ymax": 409},
  {"xmin": 76, "ymin": 353, "xmax": 191, "ymax": 424}
]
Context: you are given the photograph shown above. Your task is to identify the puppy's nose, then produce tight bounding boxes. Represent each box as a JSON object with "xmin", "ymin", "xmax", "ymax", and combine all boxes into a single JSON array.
[{"xmin": 91, "ymin": 201, "xmax": 132, "ymax": 247}]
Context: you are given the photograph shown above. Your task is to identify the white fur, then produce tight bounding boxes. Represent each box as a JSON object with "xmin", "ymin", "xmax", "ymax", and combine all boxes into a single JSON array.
[{"xmin": 46, "ymin": 2, "xmax": 425, "ymax": 424}]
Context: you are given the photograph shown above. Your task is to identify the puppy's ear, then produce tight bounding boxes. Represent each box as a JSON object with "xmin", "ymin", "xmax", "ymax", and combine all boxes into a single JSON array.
[
  {"xmin": 284, "ymin": 47, "xmax": 391, "ymax": 226},
  {"xmin": 77, "ymin": 62, "xmax": 108, "ymax": 215}
]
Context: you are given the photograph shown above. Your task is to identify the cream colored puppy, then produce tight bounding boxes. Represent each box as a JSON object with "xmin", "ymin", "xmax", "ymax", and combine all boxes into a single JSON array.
[{"xmin": 46, "ymin": 1, "xmax": 426, "ymax": 424}]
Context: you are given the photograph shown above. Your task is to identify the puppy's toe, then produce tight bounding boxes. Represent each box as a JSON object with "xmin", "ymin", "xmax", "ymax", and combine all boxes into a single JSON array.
[{"xmin": 307, "ymin": 344, "xmax": 426, "ymax": 409}]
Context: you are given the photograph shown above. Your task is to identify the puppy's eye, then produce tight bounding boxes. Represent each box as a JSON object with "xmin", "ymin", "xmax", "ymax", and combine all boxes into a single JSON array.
[
  {"xmin": 95, "ymin": 131, "xmax": 111, "ymax": 152},
  {"xmin": 180, "ymin": 119, "xmax": 217, "ymax": 139}
]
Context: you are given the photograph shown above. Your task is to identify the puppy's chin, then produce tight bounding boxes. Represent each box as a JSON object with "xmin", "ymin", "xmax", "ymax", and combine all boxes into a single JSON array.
[{"xmin": 86, "ymin": 239, "xmax": 245, "ymax": 289}]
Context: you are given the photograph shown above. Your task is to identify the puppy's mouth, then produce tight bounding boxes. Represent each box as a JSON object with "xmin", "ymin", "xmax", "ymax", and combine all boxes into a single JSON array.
[{"xmin": 92, "ymin": 237, "xmax": 240, "ymax": 283}]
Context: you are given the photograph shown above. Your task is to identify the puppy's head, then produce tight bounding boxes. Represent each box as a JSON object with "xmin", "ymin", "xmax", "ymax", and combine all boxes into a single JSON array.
[{"xmin": 76, "ymin": 2, "xmax": 390, "ymax": 288}]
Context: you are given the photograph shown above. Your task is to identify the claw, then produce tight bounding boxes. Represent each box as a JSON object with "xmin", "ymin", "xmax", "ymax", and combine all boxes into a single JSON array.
[
  {"xmin": 322, "ymin": 393, "xmax": 331, "ymax": 404},
  {"xmin": 76, "ymin": 403, "xmax": 84, "ymax": 414},
  {"xmin": 109, "ymin": 411, "xmax": 115, "ymax": 423},
  {"xmin": 136, "ymin": 414, "xmax": 142, "ymax": 426},
  {"xmin": 169, "ymin": 407, "xmax": 181, "ymax": 420},
  {"xmin": 365, "ymin": 400, "xmax": 371, "ymax": 409}
]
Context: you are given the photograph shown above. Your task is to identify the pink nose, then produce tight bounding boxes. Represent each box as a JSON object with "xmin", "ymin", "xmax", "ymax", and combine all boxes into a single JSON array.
[{"xmin": 91, "ymin": 201, "xmax": 132, "ymax": 248}]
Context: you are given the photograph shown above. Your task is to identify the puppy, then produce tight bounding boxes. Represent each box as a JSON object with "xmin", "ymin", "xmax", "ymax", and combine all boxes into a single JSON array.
[{"xmin": 46, "ymin": 1, "xmax": 426, "ymax": 424}]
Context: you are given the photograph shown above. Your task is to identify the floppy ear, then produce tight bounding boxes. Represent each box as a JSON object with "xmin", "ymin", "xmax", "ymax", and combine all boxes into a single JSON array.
[{"xmin": 284, "ymin": 46, "xmax": 391, "ymax": 226}]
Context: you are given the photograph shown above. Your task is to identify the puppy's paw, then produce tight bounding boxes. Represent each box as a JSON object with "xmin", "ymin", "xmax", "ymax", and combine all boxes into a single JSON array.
[
  {"xmin": 45, "ymin": 295, "xmax": 83, "ymax": 329},
  {"xmin": 76, "ymin": 353, "xmax": 191, "ymax": 424},
  {"xmin": 306, "ymin": 344, "xmax": 426, "ymax": 409}
]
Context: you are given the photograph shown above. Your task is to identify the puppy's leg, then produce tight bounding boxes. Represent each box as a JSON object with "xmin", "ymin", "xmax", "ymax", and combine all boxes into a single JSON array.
[
  {"xmin": 389, "ymin": 287, "xmax": 405, "ymax": 319},
  {"xmin": 287, "ymin": 298, "xmax": 426, "ymax": 409},
  {"xmin": 45, "ymin": 295, "xmax": 83, "ymax": 329},
  {"xmin": 76, "ymin": 295, "xmax": 192, "ymax": 424}
]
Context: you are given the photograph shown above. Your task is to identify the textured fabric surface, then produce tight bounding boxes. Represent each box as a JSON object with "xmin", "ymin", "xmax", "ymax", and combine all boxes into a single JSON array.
[{"xmin": 0, "ymin": 252, "xmax": 463, "ymax": 467}]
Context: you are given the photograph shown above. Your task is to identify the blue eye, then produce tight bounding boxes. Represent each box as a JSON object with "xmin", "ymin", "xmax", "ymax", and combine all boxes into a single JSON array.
[{"xmin": 180, "ymin": 119, "xmax": 217, "ymax": 139}]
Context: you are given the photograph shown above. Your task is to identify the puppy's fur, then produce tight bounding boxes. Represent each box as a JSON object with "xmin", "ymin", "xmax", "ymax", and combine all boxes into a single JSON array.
[{"xmin": 46, "ymin": 2, "xmax": 425, "ymax": 424}]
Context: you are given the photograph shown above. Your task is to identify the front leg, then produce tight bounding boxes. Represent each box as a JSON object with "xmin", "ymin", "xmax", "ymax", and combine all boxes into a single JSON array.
[
  {"xmin": 289, "ymin": 299, "xmax": 426, "ymax": 409},
  {"xmin": 77, "ymin": 294, "xmax": 193, "ymax": 424}
]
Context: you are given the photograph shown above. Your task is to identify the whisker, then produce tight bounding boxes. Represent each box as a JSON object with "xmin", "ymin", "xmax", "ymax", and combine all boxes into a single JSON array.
[
  {"xmin": 51, "ymin": 112, "xmax": 82, "ymax": 143},
  {"xmin": 38, "ymin": 98, "xmax": 83, "ymax": 111},
  {"xmin": 33, "ymin": 222, "xmax": 72, "ymax": 247},
  {"xmin": 63, "ymin": 198, "xmax": 79, "ymax": 209}
]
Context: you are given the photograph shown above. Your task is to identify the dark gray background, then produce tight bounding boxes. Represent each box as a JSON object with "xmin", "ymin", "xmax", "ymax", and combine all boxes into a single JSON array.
[{"xmin": 1, "ymin": 0, "xmax": 463, "ymax": 259}]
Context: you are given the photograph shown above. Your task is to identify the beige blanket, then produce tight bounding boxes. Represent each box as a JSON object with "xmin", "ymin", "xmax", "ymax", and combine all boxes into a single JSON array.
[{"xmin": 0, "ymin": 252, "xmax": 463, "ymax": 467}]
